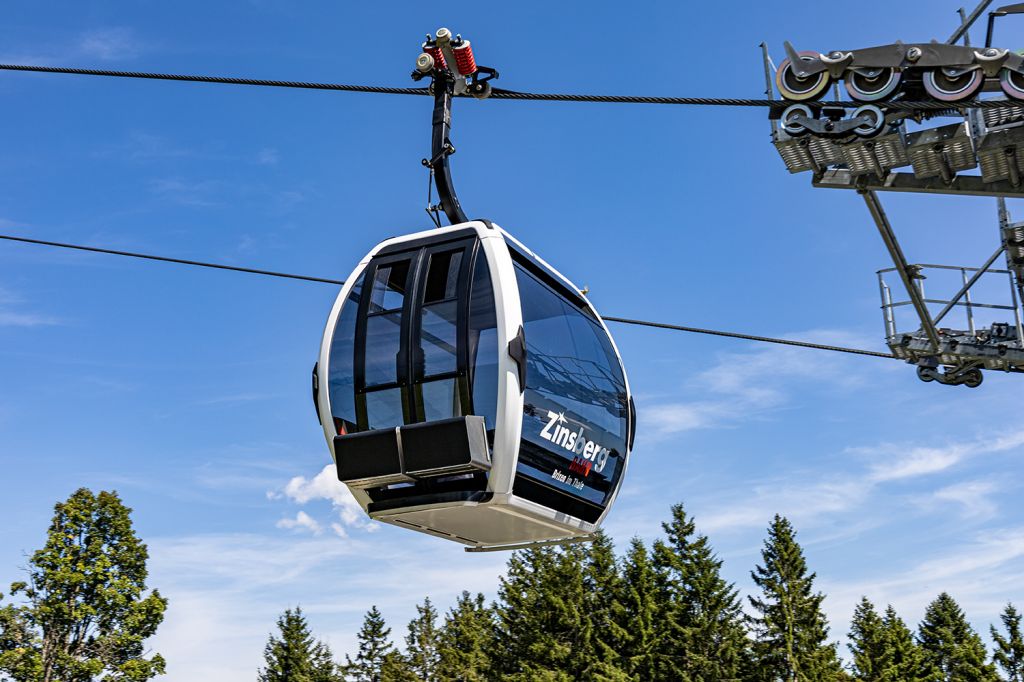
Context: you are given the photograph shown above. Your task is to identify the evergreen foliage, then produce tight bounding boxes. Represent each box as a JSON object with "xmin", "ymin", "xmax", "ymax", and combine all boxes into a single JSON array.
[
  {"xmin": 345, "ymin": 605, "xmax": 397, "ymax": 682},
  {"xmin": 620, "ymin": 537, "xmax": 663, "ymax": 680},
  {"xmin": 436, "ymin": 592, "xmax": 493, "ymax": 682},
  {"xmin": 403, "ymin": 597, "xmax": 440, "ymax": 681},
  {"xmin": 917, "ymin": 592, "xmax": 999, "ymax": 682},
  {"xmin": 257, "ymin": 607, "xmax": 341, "ymax": 682},
  {"xmin": 0, "ymin": 488, "xmax": 167, "ymax": 682},
  {"xmin": 652, "ymin": 503, "xmax": 748, "ymax": 681},
  {"xmin": 991, "ymin": 603, "xmax": 1024, "ymax": 682},
  {"xmin": 878, "ymin": 605, "xmax": 925, "ymax": 682},
  {"xmin": 747, "ymin": 514, "xmax": 844, "ymax": 681},
  {"xmin": 579, "ymin": 532, "xmax": 630, "ymax": 682},
  {"xmin": 848, "ymin": 597, "xmax": 886, "ymax": 680},
  {"xmin": 492, "ymin": 545, "xmax": 589, "ymax": 681}
]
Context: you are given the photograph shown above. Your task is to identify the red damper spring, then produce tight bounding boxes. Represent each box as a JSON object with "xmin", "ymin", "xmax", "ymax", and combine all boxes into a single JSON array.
[
  {"xmin": 426, "ymin": 45, "xmax": 447, "ymax": 70},
  {"xmin": 453, "ymin": 41, "xmax": 477, "ymax": 76}
]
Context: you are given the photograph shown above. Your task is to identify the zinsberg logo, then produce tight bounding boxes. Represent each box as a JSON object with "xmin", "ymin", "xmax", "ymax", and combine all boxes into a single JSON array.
[{"xmin": 540, "ymin": 410, "xmax": 611, "ymax": 473}]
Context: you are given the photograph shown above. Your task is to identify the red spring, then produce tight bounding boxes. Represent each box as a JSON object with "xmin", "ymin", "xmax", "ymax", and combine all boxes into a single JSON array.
[
  {"xmin": 453, "ymin": 41, "xmax": 477, "ymax": 76},
  {"xmin": 426, "ymin": 45, "xmax": 447, "ymax": 70}
]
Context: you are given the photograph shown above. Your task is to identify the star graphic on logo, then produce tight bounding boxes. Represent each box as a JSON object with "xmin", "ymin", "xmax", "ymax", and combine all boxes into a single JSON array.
[{"xmin": 557, "ymin": 412, "xmax": 567, "ymax": 425}]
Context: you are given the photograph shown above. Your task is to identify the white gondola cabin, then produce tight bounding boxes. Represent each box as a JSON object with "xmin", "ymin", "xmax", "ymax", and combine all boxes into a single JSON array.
[{"xmin": 314, "ymin": 221, "xmax": 635, "ymax": 550}]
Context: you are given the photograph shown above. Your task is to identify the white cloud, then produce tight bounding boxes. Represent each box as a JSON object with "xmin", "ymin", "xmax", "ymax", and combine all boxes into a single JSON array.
[
  {"xmin": 858, "ymin": 430, "xmax": 1024, "ymax": 483},
  {"xmin": 256, "ymin": 148, "xmax": 279, "ymax": 165},
  {"xmin": 0, "ymin": 286, "xmax": 59, "ymax": 327},
  {"xmin": 925, "ymin": 479, "xmax": 1001, "ymax": 520},
  {"xmin": 78, "ymin": 28, "xmax": 139, "ymax": 61},
  {"xmin": 643, "ymin": 329, "xmax": 874, "ymax": 437},
  {"xmin": 279, "ymin": 464, "xmax": 377, "ymax": 532},
  {"xmin": 276, "ymin": 510, "xmax": 323, "ymax": 535},
  {"xmin": 0, "ymin": 310, "xmax": 59, "ymax": 327},
  {"xmin": 821, "ymin": 526, "xmax": 1024, "ymax": 644},
  {"xmin": 689, "ymin": 429, "xmax": 1024, "ymax": 536}
]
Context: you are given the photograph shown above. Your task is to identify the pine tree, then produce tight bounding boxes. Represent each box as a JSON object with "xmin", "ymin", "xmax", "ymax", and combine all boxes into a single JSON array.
[
  {"xmin": 652, "ymin": 503, "xmax": 749, "ymax": 681},
  {"xmin": 879, "ymin": 605, "xmax": 925, "ymax": 682},
  {"xmin": 580, "ymin": 532, "xmax": 630, "ymax": 682},
  {"xmin": 404, "ymin": 597, "xmax": 440, "ymax": 681},
  {"xmin": 345, "ymin": 605, "xmax": 397, "ymax": 682},
  {"xmin": 748, "ymin": 515, "xmax": 844, "ymax": 682},
  {"xmin": 492, "ymin": 545, "xmax": 588, "ymax": 681},
  {"xmin": 0, "ymin": 488, "xmax": 167, "ymax": 682},
  {"xmin": 917, "ymin": 592, "xmax": 998, "ymax": 682},
  {"xmin": 991, "ymin": 603, "xmax": 1024, "ymax": 682},
  {"xmin": 258, "ymin": 607, "xmax": 341, "ymax": 682},
  {"xmin": 620, "ymin": 537, "xmax": 664, "ymax": 680},
  {"xmin": 436, "ymin": 591, "xmax": 493, "ymax": 682},
  {"xmin": 848, "ymin": 597, "xmax": 886, "ymax": 681}
]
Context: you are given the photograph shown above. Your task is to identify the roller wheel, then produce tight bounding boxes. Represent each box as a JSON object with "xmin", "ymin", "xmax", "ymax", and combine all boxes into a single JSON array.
[
  {"xmin": 916, "ymin": 366, "xmax": 936, "ymax": 382},
  {"xmin": 845, "ymin": 67, "xmax": 902, "ymax": 102},
  {"xmin": 961, "ymin": 369, "xmax": 984, "ymax": 388},
  {"xmin": 776, "ymin": 52, "xmax": 832, "ymax": 101},
  {"xmin": 1000, "ymin": 67, "xmax": 1024, "ymax": 100},
  {"xmin": 781, "ymin": 104, "xmax": 815, "ymax": 135},
  {"xmin": 852, "ymin": 104, "xmax": 885, "ymax": 137},
  {"xmin": 922, "ymin": 67, "xmax": 984, "ymax": 101},
  {"xmin": 470, "ymin": 81, "xmax": 492, "ymax": 100}
]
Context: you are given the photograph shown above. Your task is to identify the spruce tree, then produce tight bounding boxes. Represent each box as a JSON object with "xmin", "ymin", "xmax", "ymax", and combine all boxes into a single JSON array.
[
  {"xmin": 748, "ymin": 515, "xmax": 844, "ymax": 682},
  {"xmin": 258, "ymin": 607, "xmax": 341, "ymax": 682},
  {"xmin": 492, "ymin": 545, "xmax": 587, "ymax": 681},
  {"xmin": 620, "ymin": 537, "xmax": 664, "ymax": 680},
  {"xmin": 436, "ymin": 591, "xmax": 493, "ymax": 682},
  {"xmin": 580, "ymin": 532, "xmax": 630, "ymax": 682},
  {"xmin": 345, "ymin": 605, "xmax": 397, "ymax": 682},
  {"xmin": 848, "ymin": 597, "xmax": 886, "ymax": 681},
  {"xmin": 917, "ymin": 592, "xmax": 998, "ymax": 682},
  {"xmin": 652, "ymin": 503, "xmax": 749, "ymax": 681},
  {"xmin": 879, "ymin": 605, "xmax": 925, "ymax": 682},
  {"xmin": 404, "ymin": 597, "xmax": 440, "ymax": 681},
  {"xmin": 991, "ymin": 603, "xmax": 1024, "ymax": 682}
]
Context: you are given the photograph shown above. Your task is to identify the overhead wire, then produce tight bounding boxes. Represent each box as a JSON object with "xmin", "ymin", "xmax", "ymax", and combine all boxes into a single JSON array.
[
  {"xmin": 0, "ymin": 233, "xmax": 896, "ymax": 360},
  {"xmin": 0, "ymin": 62, "xmax": 1020, "ymax": 110}
]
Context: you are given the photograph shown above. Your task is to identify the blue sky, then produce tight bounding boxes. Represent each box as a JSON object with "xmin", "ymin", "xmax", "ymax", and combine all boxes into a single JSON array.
[{"xmin": 1, "ymin": 1, "xmax": 1023, "ymax": 679}]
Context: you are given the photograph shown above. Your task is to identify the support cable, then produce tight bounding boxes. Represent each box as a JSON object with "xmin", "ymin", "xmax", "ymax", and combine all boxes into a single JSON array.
[
  {"xmin": 0, "ymin": 233, "xmax": 345, "ymax": 286},
  {"xmin": 0, "ymin": 62, "xmax": 1020, "ymax": 110},
  {"xmin": 0, "ymin": 232, "xmax": 894, "ymax": 360}
]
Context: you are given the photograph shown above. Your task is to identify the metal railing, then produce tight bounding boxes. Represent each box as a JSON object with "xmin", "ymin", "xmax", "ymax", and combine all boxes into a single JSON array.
[{"xmin": 878, "ymin": 262, "xmax": 1024, "ymax": 343}]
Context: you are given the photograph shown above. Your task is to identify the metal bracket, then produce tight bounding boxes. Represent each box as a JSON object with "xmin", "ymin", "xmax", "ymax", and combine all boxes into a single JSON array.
[
  {"xmin": 413, "ymin": 30, "xmax": 499, "ymax": 227},
  {"xmin": 861, "ymin": 190, "xmax": 942, "ymax": 352}
]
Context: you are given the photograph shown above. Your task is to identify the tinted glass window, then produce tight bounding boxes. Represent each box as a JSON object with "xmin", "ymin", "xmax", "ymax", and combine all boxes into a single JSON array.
[
  {"xmin": 364, "ymin": 312, "xmax": 403, "ymax": 386},
  {"xmin": 423, "ymin": 250, "xmax": 462, "ymax": 303},
  {"xmin": 370, "ymin": 261, "xmax": 410, "ymax": 313},
  {"xmin": 514, "ymin": 263, "xmax": 628, "ymax": 509},
  {"xmin": 328, "ymin": 274, "xmax": 364, "ymax": 435},
  {"xmin": 365, "ymin": 387, "xmax": 405, "ymax": 430},
  {"xmin": 420, "ymin": 300, "xmax": 458, "ymax": 377},
  {"xmin": 468, "ymin": 253, "xmax": 498, "ymax": 432}
]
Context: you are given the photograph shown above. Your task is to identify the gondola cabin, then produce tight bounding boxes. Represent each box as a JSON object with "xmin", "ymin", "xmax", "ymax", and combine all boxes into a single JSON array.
[{"xmin": 314, "ymin": 221, "xmax": 635, "ymax": 550}]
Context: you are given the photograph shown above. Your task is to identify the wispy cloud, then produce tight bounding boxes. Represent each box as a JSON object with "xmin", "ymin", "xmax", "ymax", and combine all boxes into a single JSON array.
[
  {"xmin": 78, "ymin": 28, "xmax": 140, "ymax": 61},
  {"xmin": 821, "ymin": 525, "xmax": 1024, "ymax": 642},
  {"xmin": 150, "ymin": 178, "xmax": 221, "ymax": 207},
  {"xmin": 691, "ymin": 429, "xmax": 1024, "ymax": 536},
  {"xmin": 276, "ymin": 510, "xmax": 323, "ymax": 535},
  {"xmin": 643, "ymin": 329, "xmax": 873, "ymax": 438},
  {"xmin": 0, "ymin": 286, "xmax": 59, "ymax": 327},
  {"xmin": 275, "ymin": 464, "xmax": 379, "ymax": 534},
  {"xmin": 857, "ymin": 430, "xmax": 1024, "ymax": 483},
  {"xmin": 922, "ymin": 479, "xmax": 1001, "ymax": 520}
]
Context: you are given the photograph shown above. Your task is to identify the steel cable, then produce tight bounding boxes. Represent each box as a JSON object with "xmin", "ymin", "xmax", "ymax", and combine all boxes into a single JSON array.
[
  {"xmin": 0, "ymin": 232, "xmax": 894, "ymax": 360},
  {"xmin": 1, "ymin": 63, "xmax": 1020, "ymax": 110}
]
